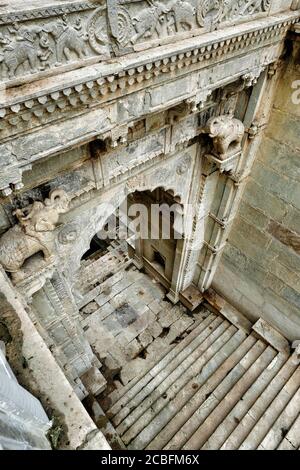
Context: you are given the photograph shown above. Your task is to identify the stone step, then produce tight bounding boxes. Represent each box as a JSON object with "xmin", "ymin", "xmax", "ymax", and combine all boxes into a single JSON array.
[
  {"xmin": 277, "ymin": 412, "xmax": 300, "ymax": 450},
  {"xmin": 258, "ymin": 387, "xmax": 300, "ymax": 449},
  {"xmin": 112, "ymin": 316, "xmax": 226, "ymax": 428},
  {"xmin": 87, "ymin": 258, "xmax": 132, "ymax": 287},
  {"xmin": 203, "ymin": 289, "xmax": 252, "ymax": 333},
  {"xmin": 95, "ymin": 292, "xmax": 300, "ymax": 451},
  {"xmin": 106, "ymin": 312, "xmax": 215, "ymax": 412},
  {"xmin": 78, "ymin": 243, "xmax": 131, "ymax": 295},
  {"xmin": 201, "ymin": 351, "xmax": 288, "ymax": 449},
  {"xmin": 146, "ymin": 333, "xmax": 256, "ymax": 450},
  {"xmin": 221, "ymin": 354, "xmax": 298, "ymax": 449},
  {"xmin": 105, "ymin": 312, "xmax": 205, "ymax": 408},
  {"xmin": 252, "ymin": 318, "xmax": 290, "ymax": 354},
  {"xmin": 78, "ymin": 269, "xmax": 125, "ymax": 309},
  {"xmin": 239, "ymin": 366, "xmax": 300, "ymax": 449},
  {"xmin": 164, "ymin": 339, "xmax": 267, "ymax": 450},
  {"xmin": 127, "ymin": 328, "xmax": 246, "ymax": 449},
  {"xmin": 182, "ymin": 346, "xmax": 277, "ymax": 449}
]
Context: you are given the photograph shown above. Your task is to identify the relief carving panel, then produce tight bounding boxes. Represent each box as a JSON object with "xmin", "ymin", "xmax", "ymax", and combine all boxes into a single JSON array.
[
  {"xmin": 108, "ymin": 0, "xmax": 272, "ymax": 51},
  {"xmin": 0, "ymin": 0, "xmax": 275, "ymax": 82},
  {"xmin": 0, "ymin": 3, "xmax": 109, "ymax": 83}
]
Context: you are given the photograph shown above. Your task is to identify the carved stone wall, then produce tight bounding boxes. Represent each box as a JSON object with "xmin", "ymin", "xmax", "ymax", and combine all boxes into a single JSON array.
[
  {"xmin": 0, "ymin": 0, "xmax": 299, "ymax": 449},
  {"xmin": 0, "ymin": 0, "xmax": 288, "ymax": 85}
]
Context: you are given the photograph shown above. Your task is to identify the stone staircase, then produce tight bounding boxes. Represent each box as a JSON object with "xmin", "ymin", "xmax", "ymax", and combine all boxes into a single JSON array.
[
  {"xmin": 101, "ymin": 310, "xmax": 300, "ymax": 450},
  {"xmin": 76, "ymin": 239, "xmax": 132, "ymax": 299}
]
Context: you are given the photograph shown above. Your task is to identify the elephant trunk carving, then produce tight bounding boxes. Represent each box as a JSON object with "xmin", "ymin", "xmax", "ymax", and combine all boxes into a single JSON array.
[{"xmin": 0, "ymin": 189, "xmax": 70, "ymax": 277}]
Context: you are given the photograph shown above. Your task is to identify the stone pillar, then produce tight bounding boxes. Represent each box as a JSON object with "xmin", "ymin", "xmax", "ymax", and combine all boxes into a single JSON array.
[{"xmin": 197, "ymin": 65, "xmax": 284, "ymax": 293}]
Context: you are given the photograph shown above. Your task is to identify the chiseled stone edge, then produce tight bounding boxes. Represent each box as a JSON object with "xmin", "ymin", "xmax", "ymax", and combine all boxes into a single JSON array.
[{"xmin": 0, "ymin": 1, "xmax": 95, "ymax": 25}]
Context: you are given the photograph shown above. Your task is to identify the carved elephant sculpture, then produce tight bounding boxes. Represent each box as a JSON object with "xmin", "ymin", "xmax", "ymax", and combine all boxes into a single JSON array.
[
  {"xmin": 170, "ymin": 0, "xmax": 196, "ymax": 31},
  {"xmin": 44, "ymin": 22, "xmax": 88, "ymax": 64},
  {"xmin": 203, "ymin": 115, "xmax": 245, "ymax": 159},
  {"xmin": 0, "ymin": 225, "xmax": 53, "ymax": 274},
  {"xmin": 0, "ymin": 189, "xmax": 70, "ymax": 278},
  {"xmin": 0, "ymin": 40, "xmax": 41, "ymax": 79}
]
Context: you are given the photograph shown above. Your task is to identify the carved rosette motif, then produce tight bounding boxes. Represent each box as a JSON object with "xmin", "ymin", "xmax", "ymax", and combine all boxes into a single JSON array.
[
  {"xmin": 114, "ymin": 7, "xmax": 135, "ymax": 47},
  {"xmin": 197, "ymin": 1, "xmax": 222, "ymax": 29},
  {"xmin": 176, "ymin": 154, "xmax": 192, "ymax": 175},
  {"xmin": 58, "ymin": 223, "xmax": 79, "ymax": 245},
  {"xmin": 87, "ymin": 7, "xmax": 110, "ymax": 54}
]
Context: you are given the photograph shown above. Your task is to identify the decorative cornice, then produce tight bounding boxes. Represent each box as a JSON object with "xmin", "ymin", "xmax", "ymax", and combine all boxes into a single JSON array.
[
  {"xmin": 0, "ymin": 12, "xmax": 298, "ymax": 141},
  {"xmin": 0, "ymin": 1, "xmax": 296, "ymax": 87}
]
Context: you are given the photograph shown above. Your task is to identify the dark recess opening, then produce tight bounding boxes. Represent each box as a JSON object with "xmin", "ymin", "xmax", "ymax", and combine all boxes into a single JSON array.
[
  {"xmin": 153, "ymin": 250, "xmax": 166, "ymax": 271},
  {"xmin": 82, "ymin": 234, "xmax": 110, "ymax": 261}
]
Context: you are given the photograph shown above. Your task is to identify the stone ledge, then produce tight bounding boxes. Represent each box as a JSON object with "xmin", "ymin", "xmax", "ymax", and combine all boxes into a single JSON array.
[
  {"xmin": 204, "ymin": 288, "xmax": 252, "ymax": 334},
  {"xmin": 252, "ymin": 318, "xmax": 291, "ymax": 353},
  {"xmin": 1, "ymin": 11, "xmax": 298, "ymax": 108}
]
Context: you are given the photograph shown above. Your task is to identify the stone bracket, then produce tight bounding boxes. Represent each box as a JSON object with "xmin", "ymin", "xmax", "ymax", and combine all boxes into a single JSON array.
[{"xmin": 203, "ymin": 151, "xmax": 242, "ymax": 174}]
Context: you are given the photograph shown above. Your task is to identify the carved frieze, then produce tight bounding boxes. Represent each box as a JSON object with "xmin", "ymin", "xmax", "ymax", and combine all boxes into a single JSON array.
[
  {"xmin": 108, "ymin": 0, "xmax": 272, "ymax": 52},
  {"xmin": 0, "ymin": 14, "xmax": 295, "ymax": 143},
  {"xmin": 0, "ymin": 3, "xmax": 109, "ymax": 83},
  {"xmin": 0, "ymin": 0, "xmax": 286, "ymax": 84}
]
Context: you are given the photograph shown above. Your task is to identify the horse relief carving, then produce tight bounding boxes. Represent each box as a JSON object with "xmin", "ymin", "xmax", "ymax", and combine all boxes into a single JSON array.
[
  {"xmin": 130, "ymin": 0, "xmax": 197, "ymax": 43},
  {"xmin": 203, "ymin": 115, "xmax": 245, "ymax": 160},
  {"xmin": 0, "ymin": 189, "xmax": 70, "ymax": 280},
  {"xmin": 131, "ymin": 1, "xmax": 170, "ymax": 44}
]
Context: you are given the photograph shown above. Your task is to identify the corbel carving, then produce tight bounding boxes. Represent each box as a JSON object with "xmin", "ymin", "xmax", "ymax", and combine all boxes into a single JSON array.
[
  {"xmin": 242, "ymin": 66, "xmax": 266, "ymax": 88},
  {"xmin": 102, "ymin": 124, "xmax": 130, "ymax": 148},
  {"xmin": 201, "ymin": 114, "xmax": 245, "ymax": 173},
  {"xmin": 246, "ymin": 119, "xmax": 268, "ymax": 139},
  {"xmin": 202, "ymin": 114, "xmax": 245, "ymax": 160}
]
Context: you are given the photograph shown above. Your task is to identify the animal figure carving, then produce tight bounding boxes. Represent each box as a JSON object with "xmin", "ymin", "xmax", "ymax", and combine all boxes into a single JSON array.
[
  {"xmin": 0, "ymin": 26, "xmax": 43, "ymax": 79},
  {"xmin": 169, "ymin": 0, "xmax": 196, "ymax": 31},
  {"xmin": 131, "ymin": 0, "xmax": 170, "ymax": 43},
  {"xmin": 0, "ymin": 189, "xmax": 70, "ymax": 280},
  {"xmin": 43, "ymin": 16, "xmax": 88, "ymax": 64},
  {"xmin": 203, "ymin": 115, "xmax": 245, "ymax": 159}
]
